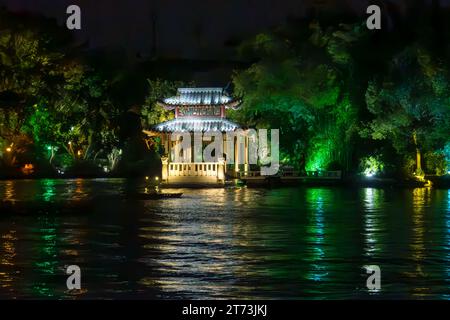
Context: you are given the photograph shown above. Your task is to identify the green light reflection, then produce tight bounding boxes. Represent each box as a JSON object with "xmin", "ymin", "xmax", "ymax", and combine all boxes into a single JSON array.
[
  {"xmin": 41, "ymin": 179, "xmax": 56, "ymax": 202},
  {"xmin": 32, "ymin": 216, "xmax": 58, "ymax": 298},
  {"xmin": 305, "ymin": 188, "xmax": 330, "ymax": 282}
]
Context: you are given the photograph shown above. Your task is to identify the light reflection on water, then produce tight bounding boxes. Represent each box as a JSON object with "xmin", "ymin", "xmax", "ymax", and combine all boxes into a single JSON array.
[
  {"xmin": 0, "ymin": 179, "xmax": 449, "ymax": 299},
  {"xmin": 444, "ymin": 189, "xmax": 450, "ymax": 299},
  {"xmin": 363, "ymin": 188, "xmax": 385, "ymax": 249},
  {"xmin": 305, "ymin": 188, "xmax": 329, "ymax": 284},
  {"xmin": 407, "ymin": 188, "xmax": 428, "ymax": 297},
  {"xmin": 4, "ymin": 181, "xmax": 15, "ymax": 202},
  {"xmin": 0, "ymin": 229, "xmax": 17, "ymax": 297}
]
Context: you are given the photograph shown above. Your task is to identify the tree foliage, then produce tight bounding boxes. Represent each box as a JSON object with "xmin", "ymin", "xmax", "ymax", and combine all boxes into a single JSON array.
[
  {"xmin": 232, "ymin": 23, "xmax": 363, "ymax": 171},
  {"xmin": 0, "ymin": 10, "xmax": 121, "ymax": 173},
  {"xmin": 363, "ymin": 46, "xmax": 450, "ymax": 174}
]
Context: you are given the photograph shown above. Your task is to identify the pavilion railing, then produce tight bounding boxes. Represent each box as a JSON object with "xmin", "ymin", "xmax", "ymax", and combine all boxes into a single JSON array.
[
  {"xmin": 236, "ymin": 170, "xmax": 342, "ymax": 179},
  {"xmin": 305, "ymin": 170, "xmax": 342, "ymax": 178},
  {"xmin": 168, "ymin": 162, "xmax": 219, "ymax": 177}
]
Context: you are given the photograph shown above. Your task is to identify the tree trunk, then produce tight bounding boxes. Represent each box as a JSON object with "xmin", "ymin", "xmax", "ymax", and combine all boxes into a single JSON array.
[
  {"xmin": 413, "ymin": 130, "xmax": 422, "ymax": 173},
  {"xmin": 65, "ymin": 145, "xmax": 75, "ymax": 159},
  {"xmin": 49, "ymin": 147, "xmax": 55, "ymax": 165}
]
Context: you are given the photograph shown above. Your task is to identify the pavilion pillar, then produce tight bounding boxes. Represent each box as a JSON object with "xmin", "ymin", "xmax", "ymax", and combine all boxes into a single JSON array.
[
  {"xmin": 234, "ymin": 136, "xmax": 239, "ymax": 174},
  {"xmin": 244, "ymin": 134, "xmax": 249, "ymax": 175},
  {"xmin": 223, "ymin": 134, "xmax": 227, "ymax": 174},
  {"xmin": 167, "ymin": 133, "xmax": 172, "ymax": 162},
  {"xmin": 162, "ymin": 133, "xmax": 168, "ymax": 155},
  {"xmin": 191, "ymin": 133, "xmax": 194, "ymax": 163},
  {"xmin": 218, "ymin": 157, "xmax": 225, "ymax": 183},
  {"xmin": 161, "ymin": 156, "xmax": 169, "ymax": 182}
]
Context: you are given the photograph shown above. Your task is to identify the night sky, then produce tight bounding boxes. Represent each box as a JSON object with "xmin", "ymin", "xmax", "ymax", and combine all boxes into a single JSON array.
[
  {"xmin": 1, "ymin": 0, "xmax": 449, "ymax": 86},
  {"xmin": 0, "ymin": 0, "xmax": 379, "ymax": 61}
]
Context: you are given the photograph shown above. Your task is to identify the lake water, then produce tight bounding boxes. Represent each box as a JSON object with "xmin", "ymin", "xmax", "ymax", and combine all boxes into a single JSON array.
[{"xmin": 0, "ymin": 179, "xmax": 449, "ymax": 299}]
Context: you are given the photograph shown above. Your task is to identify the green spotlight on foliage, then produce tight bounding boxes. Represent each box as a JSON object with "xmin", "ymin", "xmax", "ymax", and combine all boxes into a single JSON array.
[
  {"xmin": 444, "ymin": 143, "xmax": 450, "ymax": 175},
  {"xmin": 360, "ymin": 155, "xmax": 384, "ymax": 178},
  {"xmin": 306, "ymin": 146, "xmax": 331, "ymax": 172}
]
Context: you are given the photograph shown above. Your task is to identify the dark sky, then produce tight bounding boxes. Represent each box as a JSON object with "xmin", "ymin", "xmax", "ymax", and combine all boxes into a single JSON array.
[
  {"xmin": 0, "ymin": 0, "xmax": 448, "ymax": 61},
  {"xmin": 0, "ymin": 0, "xmax": 374, "ymax": 60}
]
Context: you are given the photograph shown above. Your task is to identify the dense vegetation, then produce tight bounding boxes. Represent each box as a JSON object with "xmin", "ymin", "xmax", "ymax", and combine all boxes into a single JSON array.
[
  {"xmin": 230, "ymin": 12, "xmax": 450, "ymax": 178},
  {"xmin": 0, "ymin": 7, "xmax": 449, "ymax": 179}
]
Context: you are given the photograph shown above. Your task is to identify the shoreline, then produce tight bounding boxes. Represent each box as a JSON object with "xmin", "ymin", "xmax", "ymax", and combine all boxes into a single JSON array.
[{"xmin": 1, "ymin": 175, "xmax": 449, "ymax": 189}]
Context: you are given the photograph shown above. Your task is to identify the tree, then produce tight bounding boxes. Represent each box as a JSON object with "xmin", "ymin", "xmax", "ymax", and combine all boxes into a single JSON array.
[
  {"xmin": 141, "ymin": 79, "xmax": 191, "ymax": 153},
  {"xmin": 363, "ymin": 46, "xmax": 450, "ymax": 176},
  {"xmin": 232, "ymin": 23, "xmax": 364, "ymax": 171},
  {"xmin": 0, "ymin": 10, "xmax": 120, "ymax": 172},
  {"xmin": 0, "ymin": 15, "xmax": 69, "ymax": 167},
  {"xmin": 141, "ymin": 78, "xmax": 190, "ymax": 127}
]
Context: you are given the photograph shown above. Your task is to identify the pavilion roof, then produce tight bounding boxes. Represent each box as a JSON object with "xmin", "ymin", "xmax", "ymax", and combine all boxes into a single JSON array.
[
  {"xmin": 150, "ymin": 117, "xmax": 241, "ymax": 133},
  {"xmin": 158, "ymin": 87, "xmax": 241, "ymax": 110}
]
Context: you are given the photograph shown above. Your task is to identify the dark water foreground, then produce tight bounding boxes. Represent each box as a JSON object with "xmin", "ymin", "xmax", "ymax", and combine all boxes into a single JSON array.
[{"xmin": 0, "ymin": 179, "xmax": 449, "ymax": 299}]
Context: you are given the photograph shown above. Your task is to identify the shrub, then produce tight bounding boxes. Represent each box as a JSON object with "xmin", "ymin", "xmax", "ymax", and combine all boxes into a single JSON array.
[
  {"xmin": 424, "ymin": 151, "xmax": 447, "ymax": 175},
  {"xmin": 359, "ymin": 155, "xmax": 384, "ymax": 177}
]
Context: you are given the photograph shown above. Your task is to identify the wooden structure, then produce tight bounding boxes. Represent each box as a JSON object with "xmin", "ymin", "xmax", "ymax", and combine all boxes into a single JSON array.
[{"xmin": 143, "ymin": 87, "xmax": 250, "ymax": 186}]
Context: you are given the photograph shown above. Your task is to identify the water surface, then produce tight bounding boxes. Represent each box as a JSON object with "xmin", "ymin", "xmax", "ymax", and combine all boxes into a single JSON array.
[{"xmin": 0, "ymin": 179, "xmax": 449, "ymax": 299}]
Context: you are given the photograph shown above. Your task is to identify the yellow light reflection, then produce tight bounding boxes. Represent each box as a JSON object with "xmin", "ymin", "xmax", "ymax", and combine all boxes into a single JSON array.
[
  {"xmin": 4, "ymin": 180, "xmax": 16, "ymax": 202},
  {"xmin": 0, "ymin": 229, "xmax": 18, "ymax": 295},
  {"xmin": 138, "ymin": 188, "xmax": 260, "ymax": 298},
  {"xmin": 405, "ymin": 188, "xmax": 430, "ymax": 297}
]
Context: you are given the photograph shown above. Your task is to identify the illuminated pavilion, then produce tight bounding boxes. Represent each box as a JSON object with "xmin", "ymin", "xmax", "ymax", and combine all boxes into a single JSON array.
[{"xmin": 143, "ymin": 87, "xmax": 250, "ymax": 185}]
